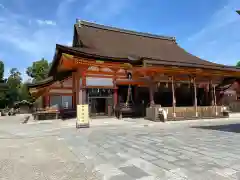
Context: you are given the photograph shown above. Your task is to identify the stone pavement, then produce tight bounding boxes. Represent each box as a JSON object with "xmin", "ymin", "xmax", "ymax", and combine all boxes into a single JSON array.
[{"xmin": 0, "ymin": 115, "xmax": 240, "ymax": 179}]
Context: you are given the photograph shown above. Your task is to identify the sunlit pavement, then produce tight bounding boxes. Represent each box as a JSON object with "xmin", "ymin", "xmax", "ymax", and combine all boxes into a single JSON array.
[{"xmin": 0, "ymin": 115, "xmax": 240, "ymax": 179}]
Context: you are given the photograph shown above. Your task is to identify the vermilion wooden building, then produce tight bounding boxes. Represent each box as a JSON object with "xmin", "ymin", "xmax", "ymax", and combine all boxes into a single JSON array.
[{"xmin": 28, "ymin": 20, "xmax": 240, "ymax": 120}]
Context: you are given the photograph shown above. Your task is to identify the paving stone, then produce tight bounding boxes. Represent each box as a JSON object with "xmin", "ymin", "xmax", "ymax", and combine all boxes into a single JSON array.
[
  {"xmin": 2, "ymin": 116, "xmax": 240, "ymax": 179},
  {"xmin": 122, "ymin": 158, "xmax": 168, "ymax": 178},
  {"xmin": 152, "ymin": 159, "xmax": 179, "ymax": 170},
  {"xmin": 119, "ymin": 165, "xmax": 149, "ymax": 179},
  {"xmin": 210, "ymin": 167, "xmax": 238, "ymax": 178},
  {"xmin": 108, "ymin": 155, "xmax": 126, "ymax": 167},
  {"xmin": 173, "ymin": 160, "xmax": 195, "ymax": 168},
  {"xmin": 157, "ymin": 148, "xmax": 180, "ymax": 156},
  {"xmin": 231, "ymin": 171, "xmax": 240, "ymax": 180},
  {"xmin": 156, "ymin": 153, "xmax": 178, "ymax": 162},
  {"xmin": 109, "ymin": 174, "xmax": 134, "ymax": 180},
  {"xmin": 140, "ymin": 153, "xmax": 158, "ymax": 161}
]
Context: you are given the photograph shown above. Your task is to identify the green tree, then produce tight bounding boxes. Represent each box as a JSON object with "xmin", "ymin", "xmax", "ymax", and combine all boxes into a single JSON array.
[
  {"xmin": 236, "ymin": 61, "xmax": 240, "ymax": 67},
  {"xmin": 19, "ymin": 83, "xmax": 33, "ymax": 102},
  {"xmin": 5, "ymin": 68, "xmax": 22, "ymax": 106},
  {"xmin": 26, "ymin": 58, "xmax": 51, "ymax": 82},
  {"xmin": 0, "ymin": 61, "xmax": 7, "ymax": 108},
  {"xmin": 0, "ymin": 91, "xmax": 7, "ymax": 109},
  {"xmin": 0, "ymin": 61, "xmax": 4, "ymax": 81}
]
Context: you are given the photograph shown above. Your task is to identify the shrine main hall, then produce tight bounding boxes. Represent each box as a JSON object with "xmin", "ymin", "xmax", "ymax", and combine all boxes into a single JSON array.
[{"xmin": 28, "ymin": 20, "xmax": 240, "ymax": 121}]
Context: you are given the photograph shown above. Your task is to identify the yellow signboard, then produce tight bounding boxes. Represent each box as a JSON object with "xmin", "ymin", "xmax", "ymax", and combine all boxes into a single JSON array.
[
  {"xmin": 76, "ymin": 104, "xmax": 90, "ymax": 128},
  {"xmin": 96, "ymin": 60, "xmax": 104, "ymax": 63}
]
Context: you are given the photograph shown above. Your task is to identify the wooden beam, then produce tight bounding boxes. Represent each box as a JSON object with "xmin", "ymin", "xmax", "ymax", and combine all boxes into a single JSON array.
[
  {"xmin": 86, "ymin": 85, "xmax": 115, "ymax": 89},
  {"xmin": 48, "ymin": 93, "xmax": 74, "ymax": 96},
  {"xmin": 133, "ymin": 66, "xmax": 240, "ymax": 77},
  {"xmin": 49, "ymin": 86, "xmax": 73, "ymax": 90},
  {"xmin": 60, "ymin": 54, "xmax": 132, "ymax": 71}
]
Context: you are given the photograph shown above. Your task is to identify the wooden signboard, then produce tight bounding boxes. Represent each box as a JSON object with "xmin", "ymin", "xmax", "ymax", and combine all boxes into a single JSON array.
[{"xmin": 76, "ymin": 104, "xmax": 90, "ymax": 128}]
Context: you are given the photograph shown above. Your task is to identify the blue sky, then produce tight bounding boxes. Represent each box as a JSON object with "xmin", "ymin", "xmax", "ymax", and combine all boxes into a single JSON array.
[{"xmin": 0, "ymin": 0, "xmax": 240, "ymax": 80}]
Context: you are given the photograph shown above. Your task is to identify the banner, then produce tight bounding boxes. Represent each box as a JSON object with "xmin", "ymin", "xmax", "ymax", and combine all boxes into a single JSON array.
[{"xmin": 76, "ymin": 104, "xmax": 89, "ymax": 128}]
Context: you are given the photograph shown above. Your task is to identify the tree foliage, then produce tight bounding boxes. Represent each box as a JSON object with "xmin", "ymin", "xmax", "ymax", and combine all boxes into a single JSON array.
[
  {"xmin": 236, "ymin": 61, "xmax": 240, "ymax": 67},
  {"xmin": 0, "ymin": 61, "xmax": 4, "ymax": 81},
  {"xmin": 0, "ymin": 61, "xmax": 7, "ymax": 108},
  {"xmin": 19, "ymin": 83, "xmax": 33, "ymax": 102},
  {"xmin": 0, "ymin": 58, "xmax": 52, "ymax": 108},
  {"xmin": 26, "ymin": 58, "xmax": 51, "ymax": 82},
  {"xmin": 5, "ymin": 68, "xmax": 22, "ymax": 106}
]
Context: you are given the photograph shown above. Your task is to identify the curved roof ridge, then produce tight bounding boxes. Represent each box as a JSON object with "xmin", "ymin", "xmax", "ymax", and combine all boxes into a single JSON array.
[{"xmin": 77, "ymin": 20, "xmax": 176, "ymax": 41}]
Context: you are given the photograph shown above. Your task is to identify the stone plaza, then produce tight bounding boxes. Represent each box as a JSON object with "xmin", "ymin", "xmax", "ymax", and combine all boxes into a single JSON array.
[{"xmin": 0, "ymin": 116, "xmax": 240, "ymax": 179}]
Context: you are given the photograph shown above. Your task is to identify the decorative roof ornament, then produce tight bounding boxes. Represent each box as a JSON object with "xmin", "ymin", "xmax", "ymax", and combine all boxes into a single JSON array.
[
  {"xmin": 127, "ymin": 55, "xmax": 141, "ymax": 61},
  {"xmin": 76, "ymin": 19, "xmax": 82, "ymax": 27},
  {"xmin": 237, "ymin": 10, "xmax": 240, "ymax": 15}
]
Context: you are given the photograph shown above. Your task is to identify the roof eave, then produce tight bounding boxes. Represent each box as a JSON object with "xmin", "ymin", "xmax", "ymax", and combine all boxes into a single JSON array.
[
  {"xmin": 144, "ymin": 59, "xmax": 240, "ymax": 72},
  {"xmin": 79, "ymin": 20, "xmax": 176, "ymax": 42}
]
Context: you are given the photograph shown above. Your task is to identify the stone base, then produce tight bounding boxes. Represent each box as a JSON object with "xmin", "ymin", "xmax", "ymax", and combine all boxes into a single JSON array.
[{"xmin": 76, "ymin": 122, "xmax": 90, "ymax": 128}]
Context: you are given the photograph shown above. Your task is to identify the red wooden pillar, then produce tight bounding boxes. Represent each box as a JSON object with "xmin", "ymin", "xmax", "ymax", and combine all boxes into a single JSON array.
[
  {"xmin": 75, "ymin": 71, "xmax": 80, "ymax": 105},
  {"xmin": 149, "ymin": 77, "xmax": 155, "ymax": 106},
  {"xmin": 44, "ymin": 94, "xmax": 50, "ymax": 108},
  {"xmin": 149, "ymin": 86, "xmax": 154, "ymax": 106},
  {"xmin": 113, "ymin": 75, "xmax": 118, "ymax": 108},
  {"xmin": 81, "ymin": 71, "xmax": 87, "ymax": 104},
  {"xmin": 209, "ymin": 81, "xmax": 214, "ymax": 106},
  {"xmin": 134, "ymin": 86, "xmax": 138, "ymax": 101},
  {"xmin": 72, "ymin": 72, "xmax": 76, "ymax": 108},
  {"xmin": 114, "ymin": 88, "xmax": 118, "ymax": 108},
  {"xmin": 205, "ymin": 84, "xmax": 209, "ymax": 106}
]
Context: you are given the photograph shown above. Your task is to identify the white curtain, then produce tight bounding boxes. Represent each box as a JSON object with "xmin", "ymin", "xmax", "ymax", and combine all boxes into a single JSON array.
[
  {"xmin": 50, "ymin": 95, "xmax": 62, "ymax": 108},
  {"xmin": 62, "ymin": 96, "xmax": 72, "ymax": 109},
  {"xmin": 50, "ymin": 95, "xmax": 73, "ymax": 109}
]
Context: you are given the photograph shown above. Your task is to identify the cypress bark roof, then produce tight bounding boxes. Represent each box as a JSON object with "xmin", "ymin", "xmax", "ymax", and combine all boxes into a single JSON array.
[
  {"xmin": 72, "ymin": 21, "xmax": 228, "ymax": 67},
  {"xmin": 49, "ymin": 20, "xmax": 240, "ymax": 76}
]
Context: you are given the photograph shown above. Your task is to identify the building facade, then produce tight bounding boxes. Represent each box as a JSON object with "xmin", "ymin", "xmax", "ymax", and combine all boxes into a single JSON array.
[{"xmin": 28, "ymin": 20, "xmax": 240, "ymax": 120}]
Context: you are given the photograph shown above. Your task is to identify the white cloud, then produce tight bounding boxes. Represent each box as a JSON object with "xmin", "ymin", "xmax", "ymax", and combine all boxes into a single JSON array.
[
  {"xmin": 56, "ymin": 0, "xmax": 77, "ymax": 21},
  {"xmin": 0, "ymin": 9, "xmax": 70, "ymax": 61},
  {"xmin": 0, "ymin": 4, "xmax": 5, "ymax": 9},
  {"xmin": 66, "ymin": 41, "xmax": 72, "ymax": 46},
  {"xmin": 4, "ymin": 66, "xmax": 29, "ymax": 81},
  {"xmin": 83, "ymin": 0, "xmax": 129, "ymax": 22},
  {"xmin": 36, "ymin": 19, "xmax": 57, "ymax": 26},
  {"xmin": 187, "ymin": 1, "xmax": 239, "ymax": 43},
  {"xmin": 182, "ymin": 0, "xmax": 240, "ymax": 65}
]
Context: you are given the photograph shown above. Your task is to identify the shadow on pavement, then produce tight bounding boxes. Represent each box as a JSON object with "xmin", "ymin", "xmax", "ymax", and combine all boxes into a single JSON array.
[{"xmin": 192, "ymin": 123, "xmax": 240, "ymax": 133}]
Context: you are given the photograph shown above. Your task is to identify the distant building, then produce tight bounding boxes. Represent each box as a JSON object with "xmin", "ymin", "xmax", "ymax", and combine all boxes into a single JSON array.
[{"xmin": 14, "ymin": 100, "xmax": 33, "ymax": 114}]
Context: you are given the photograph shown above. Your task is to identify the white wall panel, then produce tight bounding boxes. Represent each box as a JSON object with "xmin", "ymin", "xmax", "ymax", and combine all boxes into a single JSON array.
[{"xmin": 86, "ymin": 77, "xmax": 113, "ymax": 86}]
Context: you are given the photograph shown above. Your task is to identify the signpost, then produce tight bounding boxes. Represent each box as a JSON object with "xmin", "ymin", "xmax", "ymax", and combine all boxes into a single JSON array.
[{"xmin": 76, "ymin": 104, "xmax": 90, "ymax": 128}]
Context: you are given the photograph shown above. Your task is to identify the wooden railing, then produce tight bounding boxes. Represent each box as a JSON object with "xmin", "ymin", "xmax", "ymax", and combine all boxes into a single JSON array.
[
  {"xmin": 229, "ymin": 101, "xmax": 240, "ymax": 112},
  {"xmin": 146, "ymin": 105, "xmax": 225, "ymax": 121}
]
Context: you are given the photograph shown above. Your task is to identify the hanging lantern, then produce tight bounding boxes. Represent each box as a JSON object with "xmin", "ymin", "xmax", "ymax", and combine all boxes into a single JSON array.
[{"xmin": 165, "ymin": 82, "xmax": 168, "ymax": 88}]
